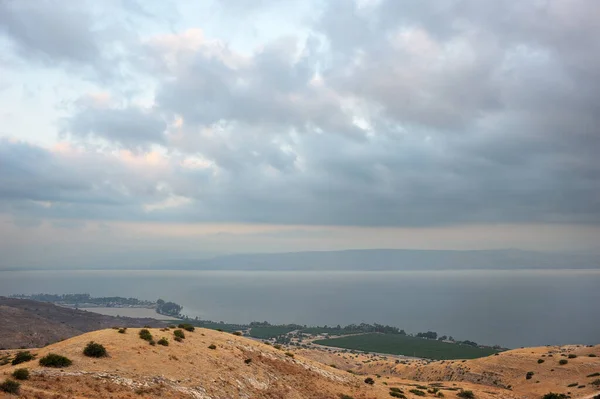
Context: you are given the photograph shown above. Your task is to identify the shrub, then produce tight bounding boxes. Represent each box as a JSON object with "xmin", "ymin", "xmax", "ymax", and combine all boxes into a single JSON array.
[
  {"xmin": 339, "ymin": 395, "xmax": 354, "ymax": 399},
  {"xmin": 457, "ymin": 390, "xmax": 475, "ymax": 398},
  {"xmin": 118, "ymin": 328, "xmax": 127, "ymax": 334},
  {"xmin": 11, "ymin": 351, "xmax": 34, "ymax": 365},
  {"xmin": 139, "ymin": 329, "xmax": 153, "ymax": 341},
  {"xmin": 178, "ymin": 323, "xmax": 195, "ymax": 332},
  {"xmin": 39, "ymin": 353, "xmax": 72, "ymax": 368},
  {"xmin": 409, "ymin": 389, "xmax": 426, "ymax": 396},
  {"xmin": 436, "ymin": 392, "xmax": 444, "ymax": 398},
  {"xmin": 542, "ymin": 394, "xmax": 569, "ymax": 399},
  {"xmin": 591, "ymin": 379, "xmax": 600, "ymax": 387},
  {"xmin": 567, "ymin": 383, "xmax": 578, "ymax": 387},
  {"xmin": 587, "ymin": 372, "xmax": 600, "ymax": 377},
  {"xmin": 157, "ymin": 338, "xmax": 169, "ymax": 346},
  {"xmin": 526, "ymin": 371, "xmax": 534, "ymax": 380},
  {"xmin": 208, "ymin": 344, "xmax": 217, "ymax": 350},
  {"xmin": 173, "ymin": 330, "xmax": 185, "ymax": 339},
  {"xmin": 538, "ymin": 359, "xmax": 545, "ymax": 364},
  {"xmin": 168, "ymin": 325, "xmax": 176, "ymax": 329},
  {"xmin": 149, "ymin": 340, "xmax": 156, "ymax": 346},
  {"xmin": 364, "ymin": 377, "xmax": 375, "ymax": 385},
  {"xmin": 589, "ymin": 353, "xmax": 597, "ymax": 357},
  {"xmin": 83, "ymin": 341, "xmax": 108, "ymax": 358},
  {"xmin": 274, "ymin": 344, "xmax": 282, "ymax": 350},
  {"xmin": 559, "ymin": 359, "xmax": 568, "ymax": 365},
  {"xmin": 389, "ymin": 392, "xmax": 406, "ymax": 398},
  {"xmin": 174, "ymin": 336, "xmax": 183, "ymax": 342},
  {"xmin": 0, "ymin": 379, "xmax": 20, "ymax": 395},
  {"xmin": 12, "ymin": 369, "xmax": 29, "ymax": 380},
  {"xmin": 389, "ymin": 388, "xmax": 403, "ymax": 393},
  {"xmin": 232, "ymin": 331, "xmax": 242, "ymax": 336},
  {"xmin": 285, "ymin": 352, "xmax": 294, "ymax": 358},
  {"xmin": 244, "ymin": 358, "xmax": 252, "ymax": 364},
  {"xmin": 568, "ymin": 354, "xmax": 577, "ymax": 359}
]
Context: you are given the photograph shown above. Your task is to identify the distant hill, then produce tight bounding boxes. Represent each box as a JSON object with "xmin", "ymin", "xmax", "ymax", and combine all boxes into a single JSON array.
[
  {"xmin": 164, "ymin": 249, "xmax": 600, "ymax": 271},
  {"xmin": 0, "ymin": 297, "xmax": 167, "ymax": 349}
]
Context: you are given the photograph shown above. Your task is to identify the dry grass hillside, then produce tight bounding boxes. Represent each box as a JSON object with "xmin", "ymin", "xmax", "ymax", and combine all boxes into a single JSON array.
[{"xmin": 0, "ymin": 327, "xmax": 598, "ymax": 399}]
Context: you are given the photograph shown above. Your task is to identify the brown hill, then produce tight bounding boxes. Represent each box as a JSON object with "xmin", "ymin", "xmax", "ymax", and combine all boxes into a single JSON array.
[
  {"xmin": 2, "ymin": 327, "xmax": 597, "ymax": 398},
  {"xmin": 0, "ymin": 297, "xmax": 167, "ymax": 349}
]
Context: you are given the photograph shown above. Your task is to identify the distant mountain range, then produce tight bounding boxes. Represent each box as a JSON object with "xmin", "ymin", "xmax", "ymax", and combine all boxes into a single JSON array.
[{"xmin": 158, "ymin": 249, "xmax": 600, "ymax": 271}]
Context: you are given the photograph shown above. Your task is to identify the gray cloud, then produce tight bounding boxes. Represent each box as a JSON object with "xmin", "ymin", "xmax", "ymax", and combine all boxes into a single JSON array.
[{"xmin": 0, "ymin": 0, "xmax": 599, "ymax": 227}]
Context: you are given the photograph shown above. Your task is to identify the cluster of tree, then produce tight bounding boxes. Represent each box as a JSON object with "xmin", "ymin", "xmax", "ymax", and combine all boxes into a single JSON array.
[
  {"xmin": 416, "ymin": 331, "xmax": 438, "ymax": 340},
  {"xmin": 11, "ymin": 293, "xmax": 154, "ymax": 307},
  {"xmin": 156, "ymin": 299, "xmax": 183, "ymax": 317}
]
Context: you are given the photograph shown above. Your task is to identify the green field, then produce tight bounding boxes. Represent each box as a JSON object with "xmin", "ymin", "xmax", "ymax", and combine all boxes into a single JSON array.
[
  {"xmin": 314, "ymin": 333, "xmax": 499, "ymax": 360},
  {"xmin": 248, "ymin": 326, "xmax": 298, "ymax": 339}
]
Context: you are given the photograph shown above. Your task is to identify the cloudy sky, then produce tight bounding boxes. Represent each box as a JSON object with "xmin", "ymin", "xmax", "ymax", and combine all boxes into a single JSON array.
[{"xmin": 1, "ymin": 0, "xmax": 599, "ymax": 268}]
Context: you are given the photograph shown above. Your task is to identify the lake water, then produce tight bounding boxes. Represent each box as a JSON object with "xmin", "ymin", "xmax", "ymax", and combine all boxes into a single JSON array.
[{"xmin": 0, "ymin": 269, "xmax": 598, "ymax": 348}]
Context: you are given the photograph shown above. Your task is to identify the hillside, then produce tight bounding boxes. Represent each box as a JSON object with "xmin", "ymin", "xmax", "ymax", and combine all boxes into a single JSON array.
[
  {"xmin": 0, "ymin": 298, "xmax": 167, "ymax": 349},
  {"xmin": 1, "ymin": 327, "xmax": 598, "ymax": 398}
]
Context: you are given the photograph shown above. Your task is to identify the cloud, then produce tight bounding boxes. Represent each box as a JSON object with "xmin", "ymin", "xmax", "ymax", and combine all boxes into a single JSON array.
[{"xmin": 0, "ymin": 0, "xmax": 599, "ymax": 229}]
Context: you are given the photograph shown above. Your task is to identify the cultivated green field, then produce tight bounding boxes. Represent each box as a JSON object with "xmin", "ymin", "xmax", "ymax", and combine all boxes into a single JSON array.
[
  {"xmin": 314, "ymin": 333, "xmax": 500, "ymax": 360},
  {"xmin": 248, "ymin": 326, "xmax": 298, "ymax": 339}
]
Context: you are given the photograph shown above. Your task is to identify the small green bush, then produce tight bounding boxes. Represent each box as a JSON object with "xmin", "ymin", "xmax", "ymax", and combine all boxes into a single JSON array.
[
  {"xmin": 244, "ymin": 358, "xmax": 252, "ymax": 364},
  {"xmin": 12, "ymin": 369, "xmax": 29, "ymax": 380},
  {"xmin": 526, "ymin": 371, "xmax": 534, "ymax": 380},
  {"xmin": 389, "ymin": 392, "xmax": 406, "ymax": 398},
  {"xmin": 285, "ymin": 352, "xmax": 294, "ymax": 358},
  {"xmin": 364, "ymin": 377, "xmax": 375, "ymax": 385},
  {"xmin": 589, "ymin": 353, "xmax": 597, "ymax": 357},
  {"xmin": 542, "ymin": 393, "xmax": 569, "ymax": 399},
  {"xmin": 139, "ymin": 329, "xmax": 153, "ymax": 341},
  {"xmin": 157, "ymin": 338, "xmax": 169, "ymax": 346},
  {"xmin": 538, "ymin": 359, "xmax": 545, "ymax": 364},
  {"xmin": 149, "ymin": 340, "xmax": 156, "ymax": 346},
  {"xmin": 39, "ymin": 353, "xmax": 72, "ymax": 368},
  {"xmin": 587, "ymin": 372, "xmax": 600, "ymax": 377},
  {"xmin": 83, "ymin": 341, "xmax": 107, "ymax": 358},
  {"xmin": 174, "ymin": 336, "xmax": 183, "ymax": 342},
  {"xmin": 591, "ymin": 378, "xmax": 600, "ymax": 386},
  {"xmin": 178, "ymin": 323, "xmax": 195, "ymax": 332},
  {"xmin": 173, "ymin": 329, "xmax": 185, "ymax": 339},
  {"xmin": 208, "ymin": 344, "xmax": 217, "ymax": 350},
  {"xmin": 559, "ymin": 359, "xmax": 568, "ymax": 365},
  {"xmin": 457, "ymin": 390, "xmax": 475, "ymax": 398},
  {"xmin": 274, "ymin": 344, "xmax": 282, "ymax": 350},
  {"xmin": 436, "ymin": 392, "xmax": 444, "ymax": 398},
  {"xmin": 568, "ymin": 354, "xmax": 577, "ymax": 359},
  {"xmin": 0, "ymin": 379, "xmax": 20, "ymax": 395},
  {"xmin": 389, "ymin": 388, "xmax": 403, "ymax": 393},
  {"xmin": 11, "ymin": 351, "xmax": 34, "ymax": 365},
  {"xmin": 232, "ymin": 331, "xmax": 242, "ymax": 336},
  {"xmin": 409, "ymin": 389, "xmax": 426, "ymax": 396},
  {"xmin": 567, "ymin": 382, "xmax": 578, "ymax": 387},
  {"xmin": 118, "ymin": 328, "xmax": 127, "ymax": 334}
]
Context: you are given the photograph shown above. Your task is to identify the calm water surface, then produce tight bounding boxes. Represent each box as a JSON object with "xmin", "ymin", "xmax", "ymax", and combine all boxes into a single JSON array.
[{"xmin": 1, "ymin": 269, "xmax": 598, "ymax": 348}]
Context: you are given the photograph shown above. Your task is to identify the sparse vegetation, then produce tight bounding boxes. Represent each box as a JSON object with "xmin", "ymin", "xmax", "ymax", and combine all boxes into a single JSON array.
[
  {"xmin": 567, "ymin": 383, "xmax": 578, "ymax": 387},
  {"xmin": 244, "ymin": 358, "xmax": 252, "ymax": 364},
  {"xmin": 526, "ymin": 371, "xmax": 534, "ymax": 380},
  {"xmin": 232, "ymin": 331, "xmax": 242, "ymax": 336},
  {"xmin": 538, "ymin": 359, "xmax": 545, "ymax": 364},
  {"xmin": 208, "ymin": 344, "xmax": 217, "ymax": 350},
  {"xmin": 409, "ymin": 389, "xmax": 426, "ymax": 396},
  {"xmin": 0, "ymin": 379, "xmax": 20, "ymax": 395},
  {"xmin": 118, "ymin": 328, "xmax": 127, "ymax": 334},
  {"xmin": 588, "ymin": 353, "xmax": 597, "ymax": 357},
  {"xmin": 389, "ymin": 391, "xmax": 406, "ymax": 398},
  {"xmin": 83, "ymin": 341, "xmax": 108, "ymax": 358},
  {"xmin": 174, "ymin": 336, "xmax": 183, "ymax": 342},
  {"xmin": 285, "ymin": 352, "xmax": 294, "ymax": 358},
  {"xmin": 339, "ymin": 394, "xmax": 354, "ymax": 399},
  {"xmin": 591, "ymin": 378, "xmax": 600, "ymax": 386},
  {"xmin": 542, "ymin": 394, "xmax": 569, "ymax": 399},
  {"xmin": 39, "ymin": 353, "xmax": 72, "ymax": 368},
  {"xmin": 149, "ymin": 339, "xmax": 156, "ymax": 346},
  {"xmin": 457, "ymin": 390, "xmax": 475, "ymax": 398},
  {"xmin": 364, "ymin": 377, "xmax": 375, "ymax": 385},
  {"xmin": 568, "ymin": 354, "xmax": 577, "ymax": 359},
  {"xmin": 157, "ymin": 337, "xmax": 169, "ymax": 346},
  {"xmin": 587, "ymin": 372, "xmax": 600, "ymax": 377},
  {"xmin": 11, "ymin": 351, "xmax": 34, "ymax": 365},
  {"xmin": 12, "ymin": 369, "xmax": 29, "ymax": 380},
  {"xmin": 139, "ymin": 329, "xmax": 153, "ymax": 341},
  {"xmin": 178, "ymin": 323, "xmax": 195, "ymax": 332},
  {"xmin": 173, "ymin": 329, "xmax": 185, "ymax": 339},
  {"xmin": 559, "ymin": 359, "xmax": 568, "ymax": 365}
]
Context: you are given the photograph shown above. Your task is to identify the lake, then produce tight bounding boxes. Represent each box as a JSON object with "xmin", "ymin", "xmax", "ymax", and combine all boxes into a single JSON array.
[{"xmin": 0, "ymin": 269, "xmax": 598, "ymax": 348}]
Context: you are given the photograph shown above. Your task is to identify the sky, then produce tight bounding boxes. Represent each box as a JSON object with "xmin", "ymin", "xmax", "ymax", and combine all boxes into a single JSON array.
[{"xmin": 1, "ymin": 0, "xmax": 599, "ymax": 269}]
